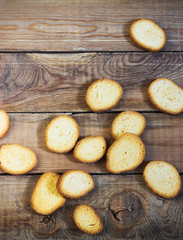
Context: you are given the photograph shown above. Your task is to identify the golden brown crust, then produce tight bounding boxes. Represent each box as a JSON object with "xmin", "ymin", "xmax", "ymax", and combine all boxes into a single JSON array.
[
  {"xmin": 0, "ymin": 144, "xmax": 37, "ymax": 175},
  {"xmin": 0, "ymin": 110, "xmax": 10, "ymax": 139},
  {"xmin": 148, "ymin": 78, "xmax": 183, "ymax": 115},
  {"xmin": 30, "ymin": 202, "xmax": 62, "ymax": 216},
  {"xmin": 111, "ymin": 111, "xmax": 146, "ymax": 139},
  {"xmin": 130, "ymin": 19, "xmax": 166, "ymax": 52},
  {"xmin": 57, "ymin": 170, "xmax": 94, "ymax": 199},
  {"xmin": 85, "ymin": 79, "xmax": 123, "ymax": 112},
  {"xmin": 31, "ymin": 172, "xmax": 66, "ymax": 215},
  {"xmin": 106, "ymin": 133, "xmax": 145, "ymax": 174},
  {"xmin": 106, "ymin": 156, "xmax": 143, "ymax": 174},
  {"xmin": 143, "ymin": 161, "xmax": 182, "ymax": 199},
  {"xmin": 1, "ymin": 161, "xmax": 37, "ymax": 175},
  {"xmin": 45, "ymin": 115, "xmax": 79, "ymax": 153},
  {"xmin": 73, "ymin": 205, "xmax": 103, "ymax": 234},
  {"xmin": 73, "ymin": 136, "xmax": 107, "ymax": 163}
]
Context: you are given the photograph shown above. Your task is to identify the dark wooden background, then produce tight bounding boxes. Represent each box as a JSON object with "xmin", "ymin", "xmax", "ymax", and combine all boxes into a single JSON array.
[{"xmin": 0, "ymin": 0, "xmax": 182, "ymax": 239}]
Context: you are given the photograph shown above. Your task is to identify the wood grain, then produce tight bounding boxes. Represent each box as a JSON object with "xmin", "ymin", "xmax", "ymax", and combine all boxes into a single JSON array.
[
  {"xmin": 0, "ymin": 112, "xmax": 182, "ymax": 174},
  {"xmin": 0, "ymin": 1, "xmax": 182, "ymax": 239},
  {"xmin": 0, "ymin": 0, "xmax": 182, "ymax": 51},
  {"xmin": 0, "ymin": 175, "xmax": 182, "ymax": 239},
  {"xmin": 0, "ymin": 52, "xmax": 183, "ymax": 112}
]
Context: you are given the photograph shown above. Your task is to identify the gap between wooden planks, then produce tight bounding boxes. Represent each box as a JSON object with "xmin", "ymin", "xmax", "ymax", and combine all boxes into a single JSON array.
[{"xmin": 0, "ymin": 112, "xmax": 182, "ymax": 174}]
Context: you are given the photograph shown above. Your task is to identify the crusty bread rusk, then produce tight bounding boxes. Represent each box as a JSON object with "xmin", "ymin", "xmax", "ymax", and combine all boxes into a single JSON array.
[
  {"xmin": 57, "ymin": 170, "xmax": 94, "ymax": 199},
  {"xmin": 85, "ymin": 79, "xmax": 123, "ymax": 112},
  {"xmin": 73, "ymin": 205, "xmax": 103, "ymax": 234},
  {"xmin": 130, "ymin": 19, "xmax": 166, "ymax": 51},
  {"xmin": 45, "ymin": 115, "xmax": 79, "ymax": 153},
  {"xmin": 106, "ymin": 133, "xmax": 145, "ymax": 174},
  {"xmin": 73, "ymin": 136, "xmax": 107, "ymax": 163},
  {"xmin": 111, "ymin": 111, "xmax": 146, "ymax": 139},
  {"xmin": 31, "ymin": 172, "xmax": 66, "ymax": 215},
  {"xmin": 148, "ymin": 78, "xmax": 183, "ymax": 115},
  {"xmin": 0, "ymin": 109, "xmax": 9, "ymax": 138},
  {"xmin": 0, "ymin": 144, "xmax": 37, "ymax": 175},
  {"xmin": 143, "ymin": 161, "xmax": 182, "ymax": 199}
]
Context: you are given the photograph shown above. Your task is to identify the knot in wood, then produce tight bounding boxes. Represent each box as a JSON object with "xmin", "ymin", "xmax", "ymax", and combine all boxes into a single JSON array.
[
  {"xmin": 42, "ymin": 215, "xmax": 52, "ymax": 224},
  {"xmin": 109, "ymin": 189, "xmax": 145, "ymax": 226},
  {"xmin": 31, "ymin": 214, "xmax": 61, "ymax": 236}
]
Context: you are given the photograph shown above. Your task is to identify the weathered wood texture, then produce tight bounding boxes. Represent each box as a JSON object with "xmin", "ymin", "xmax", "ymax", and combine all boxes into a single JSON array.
[
  {"xmin": 0, "ymin": 1, "xmax": 182, "ymax": 239},
  {"xmin": 0, "ymin": 112, "xmax": 182, "ymax": 174},
  {"xmin": 0, "ymin": 52, "xmax": 183, "ymax": 112},
  {"xmin": 0, "ymin": 175, "xmax": 182, "ymax": 240},
  {"xmin": 0, "ymin": 0, "xmax": 182, "ymax": 51}
]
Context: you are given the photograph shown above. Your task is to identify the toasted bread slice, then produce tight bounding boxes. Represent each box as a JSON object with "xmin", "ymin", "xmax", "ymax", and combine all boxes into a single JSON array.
[
  {"xmin": 0, "ymin": 110, "xmax": 9, "ymax": 138},
  {"xmin": 106, "ymin": 133, "xmax": 145, "ymax": 174},
  {"xmin": 45, "ymin": 115, "xmax": 79, "ymax": 153},
  {"xmin": 73, "ymin": 205, "xmax": 103, "ymax": 234},
  {"xmin": 31, "ymin": 172, "xmax": 66, "ymax": 215},
  {"xmin": 111, "ymin": 111, "xmax": 146, "ymax": 139},
  {"xmin": 85, "ymin": 79, "xmax": 123, "ymax": 112},
  {"xmin": 143, "ymin": 161, "xmax": 182, "ymax": 198},
  {"xmin": 73, "ymin": 136, "xmax": 107, "ymax": 163},
  {"xmin": 0, "ymin": 144, "xmax": 37, "ymax": 175},
  {"xmin": 57, "ymin": 170, "xmax": 94, "ymax": 199},
  {"xmin": 148, "ymin": 78, "xmax": 183, "ymax": 114},
  {"xmin": 130, "ymin": 19, "xmax": 166, "ymax": 51}
]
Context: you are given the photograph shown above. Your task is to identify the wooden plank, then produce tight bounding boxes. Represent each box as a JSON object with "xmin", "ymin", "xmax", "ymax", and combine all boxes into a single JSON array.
[
  {"xmin": 0, "ymin": 52, "xmax": 183, "ymax": 112},
  {"xmin": 0, "ymin": 175, "xmax": 182, "ymax": 239},
  {"xmin": 0, "ymin": 112, "xmax": 182, "ymax": 174},
  {"xmin": 0, "ymin": 0, "xmax": 182, "ymax": 51}
]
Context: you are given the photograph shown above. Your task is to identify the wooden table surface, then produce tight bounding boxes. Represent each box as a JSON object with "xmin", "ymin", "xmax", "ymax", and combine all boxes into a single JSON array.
[{"xmin": 0, "ymin": 1, "xmax": 183, "ymax": 239}]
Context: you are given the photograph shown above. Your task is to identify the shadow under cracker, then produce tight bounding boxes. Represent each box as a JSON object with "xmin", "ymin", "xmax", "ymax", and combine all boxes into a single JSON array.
[
  {"xmin": 20, "ymin": 175, "xmax": 40, "ymax": 214},
  {"xmin": 123, "ymin": 19, "xmax": 141, "ymax": 50},
  {"xmin": 37, "ymin": 114, "xmax": 57, "ymax": 153},
  {"xmin": 140, "ymin": 79, "xmax": 157, "ymax": 110},
  {"xmin": 76, "ymin": 81, "xmax": 92, "ymax": 111}
]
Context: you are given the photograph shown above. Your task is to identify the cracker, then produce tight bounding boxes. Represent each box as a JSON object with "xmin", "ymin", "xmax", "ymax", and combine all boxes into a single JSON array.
[
  {"xmin": 106, "ymin": 133, "xmax": 145, "ymax": 174},
  {"xmin": 57, "ymin": 170, "xmax": 94, "ymax": 199},
  {"xmin": 143, "ymin": 161, "xmax": 182, "ymax": 198},
  {"xmin": 0, "ymin": 109, "xmax": 9, "ymax": 138},
  {"xmin": 31, "ymin": 172, "xmax": 66, "ymax": 215},
  {"xmin": 73, "ymin": 136, "xmax": 107, "ymax": 163},
  {"xmin": 111, "ymin": 111, "xmax": 146, "ymax": 139},
  {"xmin": 45, "ymin": 115, "xmax": 79, "ymax": 153},
  {"xmin": 85, "ymin": 79, "xmax": 123, "ymax": 112},
  {"xmin": 73, "ymin": 205, "xmax": 103, "ymax": 234},
  {"xmin": 148, "ymin": 78, "xmax": 183, "ymax": 114},
  {"xmin": 130, "ymin": 19, "xmax": 166, "ymax": 51},
  {"xmin": 0, "ymin": 144, "xmax": 37, "ymax": 175}
]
